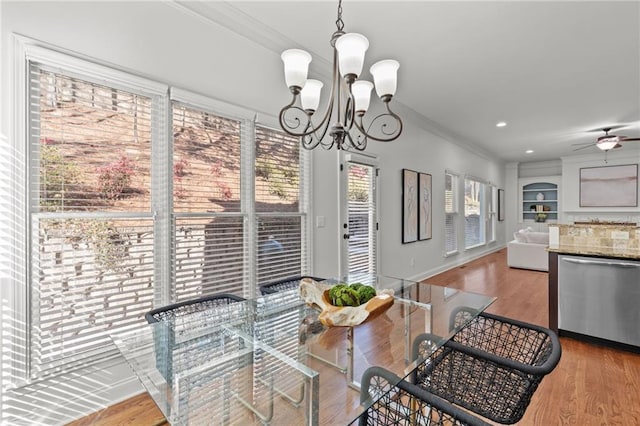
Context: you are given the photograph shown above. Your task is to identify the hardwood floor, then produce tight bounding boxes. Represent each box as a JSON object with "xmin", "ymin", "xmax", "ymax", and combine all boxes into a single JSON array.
[{"xmin": 67, "ymin": 248, "xmax": 640, "ymax": 425}]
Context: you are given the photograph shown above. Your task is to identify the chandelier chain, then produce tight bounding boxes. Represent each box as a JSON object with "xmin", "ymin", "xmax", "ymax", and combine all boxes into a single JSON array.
[{"xmin": 335, "ymin": 0, "xmax": 344, "ymax": 32}]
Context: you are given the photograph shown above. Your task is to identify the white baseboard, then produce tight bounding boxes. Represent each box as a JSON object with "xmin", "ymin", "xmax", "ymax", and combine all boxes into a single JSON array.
[{"xmin": 404, "ymin": 243, "xmax": 506, "ymax": 283}]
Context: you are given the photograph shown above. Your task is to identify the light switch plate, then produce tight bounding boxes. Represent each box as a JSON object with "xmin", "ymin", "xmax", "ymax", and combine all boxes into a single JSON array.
[{"xmin": 316, "ymin": 216, "xmax": 325, "ymax": 228}]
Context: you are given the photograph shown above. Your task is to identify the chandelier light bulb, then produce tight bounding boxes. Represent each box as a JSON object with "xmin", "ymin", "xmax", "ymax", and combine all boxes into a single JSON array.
[
  {"xmin": 281, "ymin": 49, "xmax": 312, "ymax": 89},
  {"xmin": 370, "ymin": 59, "xmax": 399, "ymax": 98},
  {"xmin": 300, "ymin": 79, "xmax": 323, "ymax": 112},
  {"xmin": 351, "ymin": 80, "xmax": 373, "ymax": 113},
  {"xmin": 335, "ymin": 33, "xmax": 369, "ymax": 78}
]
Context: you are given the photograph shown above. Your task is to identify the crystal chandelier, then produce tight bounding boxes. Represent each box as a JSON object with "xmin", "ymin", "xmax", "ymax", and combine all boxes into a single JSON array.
[{"xmin": 279, "ymin": 0, "xmax": 403, "ymax": 151}]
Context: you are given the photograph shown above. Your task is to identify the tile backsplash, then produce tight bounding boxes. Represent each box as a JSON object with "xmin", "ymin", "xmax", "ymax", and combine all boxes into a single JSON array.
[{"xmin": 549, "ymin": 223, "xmax": 640, "ymax": 252}]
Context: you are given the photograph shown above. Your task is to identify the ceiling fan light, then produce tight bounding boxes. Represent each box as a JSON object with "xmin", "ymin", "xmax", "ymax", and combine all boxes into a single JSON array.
[{"xmin": 596, "ymin": 140, "xmax": 618, "ymax": 151}]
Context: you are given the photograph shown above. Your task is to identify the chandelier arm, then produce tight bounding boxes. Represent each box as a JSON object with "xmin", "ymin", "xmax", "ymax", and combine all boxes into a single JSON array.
[
  {"xmin": 352, "ymin": 102, "xmax": 404, "ymax": 143},
  {"xmin": 279, "ymin": 91, "xmax": 338, "ymax": 139},
  {"xmin": 344, "ymin": 128, "xmax": 367, "ymax": 151},
  {"xmin": 300, "ymin": 114, "xmax": 336, "ymax": 150},
  {"xmin": 343, "ymin": 84, "xmax": 356, "ymax": 132}
]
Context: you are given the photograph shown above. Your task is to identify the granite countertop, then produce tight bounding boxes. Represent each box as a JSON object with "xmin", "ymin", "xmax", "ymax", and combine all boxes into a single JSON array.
[{"xmin": 547, "ymin": 244, "xmax": 640, "ymax": 260}]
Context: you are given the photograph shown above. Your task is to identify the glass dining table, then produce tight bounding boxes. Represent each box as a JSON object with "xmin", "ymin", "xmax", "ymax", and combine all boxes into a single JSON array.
[{"xmin": 111, "ymin": 275, "xmax": 495, "ymax": 425}]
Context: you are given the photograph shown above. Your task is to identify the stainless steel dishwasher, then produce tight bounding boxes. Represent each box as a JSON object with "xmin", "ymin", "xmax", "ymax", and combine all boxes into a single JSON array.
[{"xmin": 558, "ymin": 254, "xmax": 640, "ymax": 347}]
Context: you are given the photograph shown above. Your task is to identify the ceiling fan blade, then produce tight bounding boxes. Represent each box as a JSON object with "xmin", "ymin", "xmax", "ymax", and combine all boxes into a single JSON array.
[
  {"xmin": 613, "ymin": 143, "xmax": 623, "ymax": 149},
  {"xmin": 573, "ymin": 143, "xmax": 596, "ymax": 151},
  {"xmin": 620, "ymin": 137, "xmax": 640, "ymax": 141},
  {"xmin": 571, "ymin": 141, "xmax": 596, "ymax": 147}
]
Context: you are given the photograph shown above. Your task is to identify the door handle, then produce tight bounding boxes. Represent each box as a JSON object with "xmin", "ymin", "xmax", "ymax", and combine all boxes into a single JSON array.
[{"xmin": 562, "ymin": 257, "xmax": 640, "ymax": 268}]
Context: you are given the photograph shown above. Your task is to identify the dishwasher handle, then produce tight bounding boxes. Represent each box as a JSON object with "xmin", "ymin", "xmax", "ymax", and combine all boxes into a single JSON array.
[{"xmin": 561, "ymin": 257, "xmax": 640, "ymax": 268}]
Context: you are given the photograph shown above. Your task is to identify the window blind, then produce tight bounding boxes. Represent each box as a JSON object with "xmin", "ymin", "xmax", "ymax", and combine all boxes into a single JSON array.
[
  {"xmin": 464, "ymin": 177, "xmax": 486, "ymax": 249},
  {"xmin": 18, "ymin": 49, "xmax": 310, "ymax": 384},
  {"xmin": 29, "ymin": 64, "xmax": 155, "ymax": 377},
  {"xmin": 255, "ymin": 126, "xmax": 307, "ymax": 287},
  {"xmin": 444, "ymin": 172, "xmax": 458, "ymax": 254},
  {"xmin": 347, "ymin": 163, "xmax": 377, "ymax": 275},
  {"xmin": 171, "ymin": 103, "xmax": 247, "ymax": 301}
]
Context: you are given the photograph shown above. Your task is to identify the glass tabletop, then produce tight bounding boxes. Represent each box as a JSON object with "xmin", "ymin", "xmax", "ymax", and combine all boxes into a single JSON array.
[{"xmin": 112, "ymin": 276, "xmax": 495, "ymax": 425}]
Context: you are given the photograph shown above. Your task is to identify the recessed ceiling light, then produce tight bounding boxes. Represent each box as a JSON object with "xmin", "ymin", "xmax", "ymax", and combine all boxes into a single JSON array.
[
  {"xmin": 525, "ymin": 149, "xmax": 534, "ymax": 154},
  {"xmin": 496, "ymin": 121, "xmax": 507, "ymax": 128}
]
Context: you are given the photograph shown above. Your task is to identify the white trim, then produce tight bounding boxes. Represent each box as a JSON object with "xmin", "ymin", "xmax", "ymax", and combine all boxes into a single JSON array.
[
  {"xmin": 254, "ymin": 112, "xmax": 280, "ymax": 130},
  {"xmin": 170, "ymin": 87, "xmax": 255, "ymax": 121},
  {"xmin": 20, "ymin": 38, "xmax": 168, "ymax": 97}
]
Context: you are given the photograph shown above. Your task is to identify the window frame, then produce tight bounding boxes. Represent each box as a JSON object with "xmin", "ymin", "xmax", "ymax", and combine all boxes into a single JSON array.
[
  {"xmin": 444, "ymin": 170, "xmax": 459, "ymax": 257},
  {"xmin": 6, "ymin": 41, "xmax": 311, "ymax": 384},
  {"xmin": 463, "ymin": 176, "xmax": 487, "ymax": 250}
]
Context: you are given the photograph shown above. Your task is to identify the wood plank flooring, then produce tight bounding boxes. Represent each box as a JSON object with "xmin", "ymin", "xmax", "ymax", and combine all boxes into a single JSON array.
[{"xmin": 67, "ymin": 248, "xmax": 640, "ymax": 425}]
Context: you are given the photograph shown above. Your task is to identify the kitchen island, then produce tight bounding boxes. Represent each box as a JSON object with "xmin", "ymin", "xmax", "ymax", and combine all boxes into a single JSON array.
[{"xmin": 548, "ymin": 224, "xmax": 640, "ymax": 351}]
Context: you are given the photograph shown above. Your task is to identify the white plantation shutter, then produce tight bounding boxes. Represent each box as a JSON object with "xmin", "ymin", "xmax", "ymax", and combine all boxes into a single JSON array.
[
  {"xmin": 171, "ymin": 103, "xmax": 247, "ymax": 301},
  {"xmin": 444, "ymin": 172, "xmax": 458, "ymax": 255},
  {"xmin": 28, "ymin": 63, "xmax": 158, "ymax": 377},
  {"xmin": 255, "ymin": 126, "xmax": 308, "ymax": 286}
]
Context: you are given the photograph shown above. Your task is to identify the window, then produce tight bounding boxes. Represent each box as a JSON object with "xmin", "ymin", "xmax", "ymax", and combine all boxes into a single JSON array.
[
  {"xmin": 171, "ymin": 102, "xmax": 246, "ymax": 301},
  {"xmin": 444, "ymin": 172, "xmax": 458, "ymax": 255},
  {"xmin": 29, "ymin": 64, "xmax": 159, "ymax": 376},
  {"xmin": 464, "ymin": 177, "xmax": 486, "ymax": 249},
  {"xmin": 255, "ymin": 125, "xmax": 308, "ymax": 286},
  {"xmin": 14, "ymin": 48, "xmax": 310, "ymax": 381},
  {"xmin": 346, "ymin": 161, "xmax": 377, "ymax": 276},
  {"xmin": 487, "ymin": 185, "xmax": 497, "ymax": 243}
]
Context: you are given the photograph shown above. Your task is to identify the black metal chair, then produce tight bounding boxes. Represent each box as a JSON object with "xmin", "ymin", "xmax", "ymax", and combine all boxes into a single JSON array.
[
  {"xmin": 145, "ymin": 293, "xmax": 246, "ymax": 323},
  {"xmin": 258, "ymin": 275, "xmax": 325, "ymax": 295},
  {"xmin": 359, "ymin": 366, "xmax": 491, "ymax": 426},
  {"xmin": 144, "ymin": 293, "xmax": 248, "ymax": 385},
  {"xmin": 144, "ymin": 293, "xmax": 281, "ymax": 420},
  {"xmin": 411, "ymin": 312, "xmax": 561, "ymax": 425}
]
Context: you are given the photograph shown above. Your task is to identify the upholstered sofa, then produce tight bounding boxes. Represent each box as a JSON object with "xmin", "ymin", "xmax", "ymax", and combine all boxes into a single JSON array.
[{"xmin": 507, "ymin": 228, "xmax": 549, "ymax": 272}]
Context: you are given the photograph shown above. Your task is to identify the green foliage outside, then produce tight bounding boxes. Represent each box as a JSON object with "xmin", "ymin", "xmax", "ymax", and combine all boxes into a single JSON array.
[
  {"xmin": 64, "ymin": 220, "xmax": 129, "ymax": 272},
  {"xmin": 256, "ymin": 157, "xmax": 299, "ymax": 200},
  {"xmin": 40, "ymin": 144, "xmax": 79, "ymax": 210}
]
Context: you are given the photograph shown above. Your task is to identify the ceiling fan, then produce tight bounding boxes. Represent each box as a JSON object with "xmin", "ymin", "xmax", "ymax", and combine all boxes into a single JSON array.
[{"xmin": 573, "ymin": 127, "xmax": 640, "ymax": 152}]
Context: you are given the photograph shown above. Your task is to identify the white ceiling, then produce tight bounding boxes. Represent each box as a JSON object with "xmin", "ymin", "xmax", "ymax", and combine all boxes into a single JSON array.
[{"xmin": 199, "ymin": 1, "xmax": 640, "ymax": 163}]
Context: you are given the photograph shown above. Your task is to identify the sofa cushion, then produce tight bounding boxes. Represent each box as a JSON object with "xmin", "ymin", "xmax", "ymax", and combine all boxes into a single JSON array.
[
  {"xmin": 526, "ymin": 231, "xmax": 549, "ymax": 245},
  {"xmin": 513, "ymin": 227, "xmax": 533, "ymax": 243},
  {"xmin": 513, "ymin": 228, "xmax": 548, "ymax": 245}
]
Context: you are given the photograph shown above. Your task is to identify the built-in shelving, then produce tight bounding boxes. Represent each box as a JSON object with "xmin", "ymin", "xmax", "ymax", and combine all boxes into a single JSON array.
[{"xmin": 519, "ymin": 177, "xmax": 560, "ymax": 230}]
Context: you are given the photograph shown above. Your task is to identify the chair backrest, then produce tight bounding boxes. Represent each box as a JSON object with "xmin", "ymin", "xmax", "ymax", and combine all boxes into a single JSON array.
[
  {"xmin": 258, "ymin": 275, "xmax": 325, "ymax": 295},
  {"xmin": 145, "ymin": 293, "xmax": 246, "ymax": 324}
]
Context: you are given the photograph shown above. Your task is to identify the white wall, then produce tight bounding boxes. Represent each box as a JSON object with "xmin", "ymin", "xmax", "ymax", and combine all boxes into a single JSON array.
[
  {"xmin": 2, "ymin": 1, "xmax": 506, "ymax": 423},
  {"xmin": 560, "ymin": 149, "xmax": 640, "ymax": 224}
]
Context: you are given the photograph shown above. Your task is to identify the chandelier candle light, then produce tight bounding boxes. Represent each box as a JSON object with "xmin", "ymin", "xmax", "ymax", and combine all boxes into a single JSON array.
[{"xmin": 279, "ymin": 0, "xmax": 403, "ymax": 151}]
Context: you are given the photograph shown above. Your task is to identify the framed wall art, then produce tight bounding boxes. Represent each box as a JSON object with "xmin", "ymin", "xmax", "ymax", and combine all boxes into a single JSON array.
[
  {"xmin": 498, "ymin": 189, "xmax": 505, "ymax": 221},
  {"xmin": 418, "ymin": 172, "xmax": 432, "ymax": 240},
  {"xmin": 402, "ymin": 169, "xmax": 418, "ymax": 243},
  {"xmin": 579, "ymin": 164, "xmax": 638, "ymax": 207}
]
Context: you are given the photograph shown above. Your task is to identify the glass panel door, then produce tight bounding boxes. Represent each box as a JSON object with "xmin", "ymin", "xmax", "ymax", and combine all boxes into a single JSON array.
[{"xmin": 341, "ymin": 155, "xmax": 378, "ymax": 278}]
